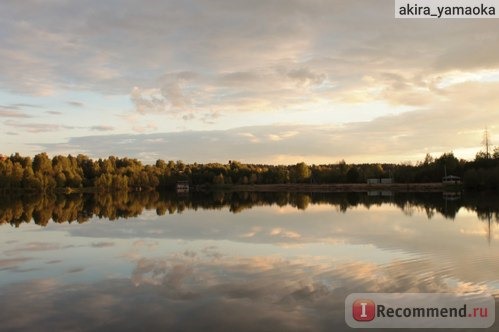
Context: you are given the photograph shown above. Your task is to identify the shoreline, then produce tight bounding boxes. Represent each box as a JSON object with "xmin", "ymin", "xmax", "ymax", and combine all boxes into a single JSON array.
[
  {"xmin": 201, "ymin": 183, "xmax": 453, "ymax": 193},
  {"xmin": 0, "ymin": 182, "xmax": 462, "ymax": 196}
]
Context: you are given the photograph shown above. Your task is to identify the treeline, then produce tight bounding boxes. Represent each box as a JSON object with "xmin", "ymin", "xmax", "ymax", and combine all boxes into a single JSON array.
[
  {"xmin": 1, "ymin": 191, "xmax": 498, "ymax": 227},
  {"xmin": 0, "ymin": 153, "xmax": 161, "ymax": 193},
  {"xmin": 394, "ymin": 152, "xmax": 499, "ymax": 190},
  {"xmin": 0, "ymin": 150, "xmax": 499, "ymax": 193}
]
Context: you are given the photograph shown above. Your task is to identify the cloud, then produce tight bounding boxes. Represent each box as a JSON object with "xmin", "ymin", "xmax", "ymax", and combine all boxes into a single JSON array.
[
  {"xmin": 0, "ymin": 109, "xmax": 32, "ymax": 118},
  {"xmin": 46, "ymin": 111, "xmax": 62, "ymax": 115},
  {"xmin": 90, "ymin": 125, "xmax": 114, "ymax": 132},
  {"xmin": 287, "ymin": 67, "xmax": 327, "ymax": 87},
  {"xmin": 1, "ymin": 0, "xmax": 497, "ymax": 116},
  {"xmin": 30, "ymin": 122, "xmax": 399, "ymax": 163},
  {"xmin": 67, "ymin": 101, "xmax": 84, "ymax": 107},
  {"xmin": 10, "ymin": 103, "xmax": 42, "ymax": 109},
  {"xmin": 4, "ymin": 120, "xmax": 74, "ymax": 133},
  {"xmin": 0, "ymin": 104, "xmax": 36, "ymax": 118},
  {"xmin": 39, "ymin": 81, "xmax": 499, "ymax": 165},
  {"xmin": 130, "ymin": 87, "xmax": 166, "ymax": 114},
  {"xmin": 268, "ymin": 131, "xmax": 299, "ymax": 142},
  {"xmin": 238, "ymin": 132, "xmax": 261, "ymax": 144},
  {"xmin": 91, "ymin": 241, "xmax": 115, "ymax": 248}
]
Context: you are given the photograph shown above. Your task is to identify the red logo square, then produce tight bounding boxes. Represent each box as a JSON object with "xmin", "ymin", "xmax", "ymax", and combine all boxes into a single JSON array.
[{"xmin": 352, "ymin": 299, "xmax": 375, "ymax": 321}]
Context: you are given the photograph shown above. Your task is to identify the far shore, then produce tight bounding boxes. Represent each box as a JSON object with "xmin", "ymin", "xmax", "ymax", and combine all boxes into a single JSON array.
[
  {"xmin": 200, "ymin": 182, "xmax": 456, "ymax": 193},
  {"xmin": 0, "ymin": 182, "xmax": 463, "ymax": 195}
]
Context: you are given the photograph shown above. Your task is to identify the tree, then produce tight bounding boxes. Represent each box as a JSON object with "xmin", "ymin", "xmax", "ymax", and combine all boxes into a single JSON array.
[
  {"xmin": 33, "ymin": 153, "xmax": 52, "ymax": 175},
  {"xmin": 435, "ymin": 152, "xmax": 459, "ymax": 175},
  {"xmin": 346, "ymin": 167, "xmax": 360, "ymax": 183},
  {"xmin": 423, "ymin": 153, "xmax": 434, "ymax": 165},
  {"xmin": 55, "ymin": 171, "xmax": 67, "ymax": 187},
  {"xmin": 155, "ymin": 159, "xmax": 166, "ymax": 169},
  {"xmin": 292, "ymin": 162, "xmax": 311, "ymax": 183}
]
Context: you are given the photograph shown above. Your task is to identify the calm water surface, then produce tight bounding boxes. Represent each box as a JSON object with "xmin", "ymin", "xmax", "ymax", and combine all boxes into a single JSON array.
[{"xmin": 1, "ymin": 192, "xmax": 499, "ymax": 331}]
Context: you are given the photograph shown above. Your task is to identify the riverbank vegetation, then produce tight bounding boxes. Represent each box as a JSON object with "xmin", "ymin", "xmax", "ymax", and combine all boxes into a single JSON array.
[{"xmin": 0, "ymin": 149, "xmax": 498, "ymax": 194}]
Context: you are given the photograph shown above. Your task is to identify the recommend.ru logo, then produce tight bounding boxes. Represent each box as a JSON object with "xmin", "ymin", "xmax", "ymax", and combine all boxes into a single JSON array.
[{"xmin": 345, "ymin": 293, "xmax": 495, "ymax": 329}]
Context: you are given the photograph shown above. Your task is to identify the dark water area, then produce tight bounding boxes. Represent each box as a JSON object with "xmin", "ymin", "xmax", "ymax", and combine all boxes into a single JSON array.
[{"xmin": 1, "ymin": 191, "xmax": 499, "ymax": 331}]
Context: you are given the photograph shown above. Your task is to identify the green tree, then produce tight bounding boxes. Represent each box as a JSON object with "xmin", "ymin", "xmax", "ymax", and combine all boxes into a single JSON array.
[
  {"xmin": 33, "ymin": 153, "xmax": 52, "ymax": 175},
  {"xmin": 292, "ymin": 162, "xmax": 311, "ymax": 183}
]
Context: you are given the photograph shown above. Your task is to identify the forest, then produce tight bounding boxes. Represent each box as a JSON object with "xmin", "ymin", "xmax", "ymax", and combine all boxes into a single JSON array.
[{"xmin": 0, "ymin": 149, "xmax": 498, "ymax": 194}]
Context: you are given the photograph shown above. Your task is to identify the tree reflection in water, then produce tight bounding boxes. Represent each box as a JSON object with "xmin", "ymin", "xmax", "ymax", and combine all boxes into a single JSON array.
[{"xmin": 1, "ymin": 191, "xmax": 498, "ymax": 228}]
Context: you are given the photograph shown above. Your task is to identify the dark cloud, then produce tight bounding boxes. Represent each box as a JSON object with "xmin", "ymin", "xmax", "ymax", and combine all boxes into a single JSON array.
[
  {"xmin": 90, "ymin": 125, "xmax": 114, "ymax": 132},
  {"xmin": 66, "ymin": 267, "xmax": 85, "ymax": 274},
  {"xmin": 13, "ymin": 103, "xmax": 42, "ymax": 108},
  {"xmin": 91, "ymin": 241, "xmax": 115, "ymax": 248},
  {"xmin": 67, "ymin": 101, "xmax": 84, "ymax": 107},
  {"xmin": 287, "ymin": 67, "xmax": 327, "ymax": 86}
]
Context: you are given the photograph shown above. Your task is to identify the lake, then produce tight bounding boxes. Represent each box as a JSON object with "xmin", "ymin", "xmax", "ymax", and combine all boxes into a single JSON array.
[{"xmin": 1, "ymin": 191, "xmax": 498, "ymax": 331}]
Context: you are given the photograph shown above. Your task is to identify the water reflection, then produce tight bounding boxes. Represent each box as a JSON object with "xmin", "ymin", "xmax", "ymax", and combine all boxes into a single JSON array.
[
  {"xmin": 1, "ymin": 191, "xmax": 499, "ymax": 227},
  {"xmin": 0, "ymin": 251, "xmax": 496, "ymax": 331},
  {"xmin": 1, "ymin": 191, "xmax": 499, "ymax": 331}
]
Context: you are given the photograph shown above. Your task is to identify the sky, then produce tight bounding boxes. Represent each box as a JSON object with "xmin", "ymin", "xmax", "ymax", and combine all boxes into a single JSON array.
[{"xmin": 1, "ymin": 0, "xmax": 499, "ymax": 165}]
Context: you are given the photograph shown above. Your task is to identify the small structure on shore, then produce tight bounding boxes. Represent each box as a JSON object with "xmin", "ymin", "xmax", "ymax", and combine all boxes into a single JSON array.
[
  {"xmin": 0, "ymin": 154, "xmax": 7, "ymax": 162},
  {"xmin": 176, "ymin": 181, "xmax": 189, "ymax": 193},
  {"xmin": 442, "ymin": 165, "xmax": 461, "ymax": 184},
  {"xmin": 367, "ymin": 178, "xmax": 393, "ymax": 184}
]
